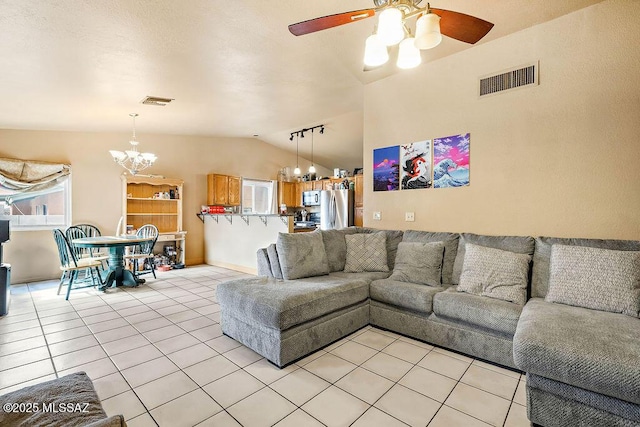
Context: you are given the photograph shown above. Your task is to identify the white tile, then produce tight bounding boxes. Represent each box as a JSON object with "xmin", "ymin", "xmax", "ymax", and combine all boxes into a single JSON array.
[
  {"xmin": 125, "ymin": 310, "xmax": 162, "ymax": 324},
  {"xmin": 101, "ymin": 389, "xmax": 147, "ymax": 421},
  {"xmin": 398, "ymin": 335, "xmax": 434, "ymax": 350},
  {"xmin": 295, "ymin": 350, "xmax": 327, "ymax": 367},
  {"xmin": 472, "ymin": 359, "xmax": 522, "ymax": 379},
  {"xmin": 121, "ymin": 356, "xmax": 179, "ymax": 387},
  {"xmin": 374, "ymin": 384, "xmax": 441, "ymax": 427},
  {"xmin": 203, "ymin": 369, "xmax": 265, "ymax": 408},
  {"xmin": 39, "ymin": 313, "xmax": 79, "ymax": 326},
  {"xmin": 271, "ymin": 368, "xmax": 331, "ymax": 406},
  {"xmin": 0, "ymin": 346, "xmax": 50, "ymax": 370},
  {"xmin": 0, "ymin": 318, "xmax": 40, "ymax": 333},
  {"xmin": 195, "ymin": 411, "xmax": 242, "ymax": 427},
  {"xmin": 351, "ymin": 407, "xmax": 408, "ymax": 427},
  {"xmin": 155, "ymin": 333, "xmax": 201, "ymax": 354},
  {"xmin": 58, "ymin": 357, "xmax": 118, "ymax": 381},
  {"xmin": 53, "ymin": 345, "xmax": 108, "ymax": 371},
  {"xmin": 330, "ymin": 340, "xmax": 378, "ymax": 365},
  {"xmin": 132, "ymin": 317, "xmax": 173, "ymax": 333},
  {"xmin": 0, "ymin": 327, "xmax": 43, "ymax": 344},
  {"xmin": 102, "ymin": 334, "xmax": 150, "ymax": 356},
  {"xmin": 382, "ymin": 340, "xmax": 431, "ymax": 364},
  {"xmin": 228, "ymin": 387, "xmax": 296, "ymax": 427},
  {"xmin": 352, "ymin": 330, "xmax": 396, "ymax": 350},
  {"xmin": 93, "ymin": 325, "xmax": 140, "ymax": 343},
  {"xmin": 274, "ymin": 409, "xmax": 325, "ymax": 427},
  {"xmin": 445, "ymin": 382, "xmax": 511, "ymax": 427},
  {"xmin": 514, "ymin": 380, "xmax": 527, "ymax": 406},
  {"xmin": 82, "ymin": 310, "xmax": 121, "ymax": 325},
  {"xmin": 155, "ymin": 303, "xmax": 189, "ymax": 316},
  {"xmin": 504, "ymin": 403, "xmax": 530, "ymax": 427},
  {"xmin": 93, "ymin": 372, "xmax": 131, "ymax": 400},
  {"xmin": 143, "ymin": 324, "xmax": 186, "ymax": 343},
  {"xmin": 0, "ymin": 374, "xmax": 57, "ymax": 395},
  {"xmin": 175, "ymin": 315, "xmax": 215, "ymax": 331},
  {"xmin": 429, "ymin": 405, "xmax": 492, "ymax": 427},
  {"xmin": 460, "ymin": 365, "xmax": 520, "ymax": 400},
  {"xmin": 126, "ymin": 412, "xmax": 158, "ymax": 427},
  {"xmin": 0, "ymin": 335, "xmax": 47, "ymax": 356},
  {"xmin": 335, "ymin": 367, "xmax": 394, "ymax": 404},
  {"xmin": 433, "ymin": 347, "xmax": 474, "ymax": 363},
  {"xmin": 167, "ymin": 343, "xmax": 218, "ymax": 368},
  {"xmin": 0, "ymin": 359, "xmax": 55, "ymax": 389},
  {"xmin": 302, "ymin": 385, "xmax": 369, "ymax": 427},
  {"xmin": 399, "ymin": 366, "xmax": 457, "ymax": 403},
  {"xmin": 134, "ymin": 371, "xmax": 199, "ymax": 410},
  {"xmin": 190, "ymin": 324, "xmax": 223, "ymax": 341},
  {"xmin": 303, "ymin": 352, "xmax": 357, "ymax": 383},
  {"xmin": 150, "ymin": 389, "xmax": 223, "ymax": 427},
  {"xmin": 244, "ymin": 358, "xmax": 298, "ymax": 385},
  {"xmin": 45, "ymin": 325, "xmax": 93, "ymax": 344},
  {"xmin": 110, "ymin": 344, "xmax": 164, "ymax": 370},
  {"xmin": 48, "ymin": 334, "xmax": 100, "ymax": 356},
  {"xmin": 223, "ymin": 345, "xmax": 263, "ymax": 368},
  {"xmin": 87, "ymin": 317, "xmax": 130, "ymax": 334},
  {"xmin": 418, "ymin": 350, "xmax": 471, "ymax": 380},
  {"xmin": 183, "ymin": 354, "xmax": 239, "ymax": 386},
  {"xmin": 361, "ymin": 352, "xmax": 413, "ymax": 382}
]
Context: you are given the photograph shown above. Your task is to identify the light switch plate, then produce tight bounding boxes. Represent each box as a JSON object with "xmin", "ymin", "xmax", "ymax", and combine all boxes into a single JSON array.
[
  {"xmin": 373, "ymin": 212, "xmax": 381, "ymax": 220},
  {"xmin": 405, "ymin": 212, "xmax": 415, "ymax": 222}
]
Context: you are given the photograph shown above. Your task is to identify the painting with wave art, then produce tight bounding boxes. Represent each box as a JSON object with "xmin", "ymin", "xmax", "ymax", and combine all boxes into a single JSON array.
[{"xmin": 433, "ymin": 133, "xmax": 470, "ymax": 188}]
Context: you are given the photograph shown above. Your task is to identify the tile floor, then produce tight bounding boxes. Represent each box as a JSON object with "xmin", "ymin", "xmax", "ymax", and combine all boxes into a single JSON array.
[{"xmin": 0, "ymin": 265, "xmax": 531, "ymax": 427}]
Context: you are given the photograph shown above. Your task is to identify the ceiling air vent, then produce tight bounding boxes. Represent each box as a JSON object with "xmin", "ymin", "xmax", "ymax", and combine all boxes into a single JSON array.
[
  {"xmin": 140, "ymin": 96, "xmax": 174, "ymax": 106},
  {"xmin": 479, "ymin": 62, "xmax": 538, "ymax": 97}
]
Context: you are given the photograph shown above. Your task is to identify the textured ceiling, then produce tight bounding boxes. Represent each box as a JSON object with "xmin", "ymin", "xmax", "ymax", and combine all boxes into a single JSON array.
[{"xmin": 0, "ymin": 0, "xmax": 603, "ymax": 170}]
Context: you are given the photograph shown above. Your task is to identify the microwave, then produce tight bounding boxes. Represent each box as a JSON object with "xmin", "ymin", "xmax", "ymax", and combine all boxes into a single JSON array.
[{"xmin": 302, "ymin": 190, "xmax": 321, "ymax": 207}]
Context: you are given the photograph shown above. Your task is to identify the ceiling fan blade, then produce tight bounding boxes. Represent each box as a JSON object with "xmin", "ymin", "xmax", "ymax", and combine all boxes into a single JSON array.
[
  {"xmin": 289, "ymin": 9, "xmax": 375, "ymax": 36},
  {"xmin": 430, "ymin": 8, "xmax": 494, "ymax": 44}
]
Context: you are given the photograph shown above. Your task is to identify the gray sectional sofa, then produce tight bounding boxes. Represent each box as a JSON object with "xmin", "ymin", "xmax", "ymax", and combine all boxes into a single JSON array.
[{"xmin": 216, "ymin": 227, "xmax": 640, "ymax": 427}]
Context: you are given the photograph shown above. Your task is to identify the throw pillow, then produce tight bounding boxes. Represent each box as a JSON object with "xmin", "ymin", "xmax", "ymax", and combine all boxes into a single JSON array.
[
  {"xmin": 389, "ymin": 241, "xmax": 445, "ymax": 286},
  {"xmin": 344, "ymin": 231, "xmax": 389, "ymax": 273},
  {"xmin": 546, "ymin": 244, "xmax": 640, "ymax": 317},
  {"xmin": 458, "ymin": 243, "xmax": 531, "ymax": 305},
  {"xmin": 276, "ymin": 230, "xmax": 330, "ymax": 280}
]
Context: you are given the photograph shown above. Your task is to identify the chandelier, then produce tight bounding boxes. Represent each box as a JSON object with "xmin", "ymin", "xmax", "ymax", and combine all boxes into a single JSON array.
[{"xmin": 109, "ymin": 113, "xmax": 157, "ymax": 175}]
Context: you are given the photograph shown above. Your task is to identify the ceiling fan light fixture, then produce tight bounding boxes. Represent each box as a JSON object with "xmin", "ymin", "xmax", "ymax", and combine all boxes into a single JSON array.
[
  {"xmin": 377, "ymin": 7, "xmax": 405, "ymax": 46},
  {"xmin": 364, "ymin": 33, "xmax": 389, "ymax": 67},
  {"xmin": 397, "ymin": 36, "xmax": 422, "ymax": 69},
  {"xmin": 415, "ymin": 12, "xmax": 442, "ymax": 49}
]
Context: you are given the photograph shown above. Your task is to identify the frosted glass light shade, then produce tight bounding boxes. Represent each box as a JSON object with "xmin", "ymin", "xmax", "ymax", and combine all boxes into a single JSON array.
[
  {"xmin": 141, "ymin": 153, "xmax": 157, "ymax": 162},
  {"xmin": 363, "ymin": 34, "xmax": 389, "ymax": 67},
  {"xmin": 415, "ymin": 13, "xmax": 442, "ymax": 49},
  {"xmin": 293, "ymin": 166, "xmax": 301, "ymax": 175},
  {"xmin": 377, "ymin": 8, "xmax": 405, "ymax": 46},
  {"xmin": 109, "ymin": 150, "xmax": 126, "ymax": 161},
  {"xmin": 125, "ymin": 150, "xmax": 139, "ymax": 159},
  {"xmin": 309, "ymin": 165, "xmax": 316, "ymax": 173},
  {"xmin": 397, "ymin": 37, "xmax": 421, "ymax": 69}
]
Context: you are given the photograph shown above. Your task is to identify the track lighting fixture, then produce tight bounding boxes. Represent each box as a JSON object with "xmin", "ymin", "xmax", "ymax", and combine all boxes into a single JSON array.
[
  {"xmin": 289, "ymin": 124, "xmax": 325, "ymax": 176},
  {"xmin": 293, "ymin": 132, "xmax": 301, "ymax": 175}
]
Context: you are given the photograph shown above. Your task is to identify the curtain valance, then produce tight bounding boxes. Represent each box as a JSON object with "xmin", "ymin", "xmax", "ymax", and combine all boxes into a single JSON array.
[{"xmin": 0, "ymin": 157, "xmax": 71, "ymax": 200}]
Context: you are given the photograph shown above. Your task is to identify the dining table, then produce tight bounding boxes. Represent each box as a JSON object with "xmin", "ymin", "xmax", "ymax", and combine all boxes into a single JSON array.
[{"xmin": 72, "ymin": 235, "xmax": 155, "ymax": 291}]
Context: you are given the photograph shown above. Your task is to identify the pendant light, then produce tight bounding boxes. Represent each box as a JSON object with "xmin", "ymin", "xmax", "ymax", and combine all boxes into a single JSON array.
[
  {"xmin": 308, "ymin": 128, "xmax": 316, "ymax": 174},
  {"xmin": 293, "ymin": 132, "xmax": 301, "ymax": 175},
  {"xmin": 377, "ymin": 7, "xmax": 405, "ymax": 46},
  {"xmin": 397, "ymin": 33, "xmax": 422, "ymax": 69},
  {"xmin": 414, "ymin": 9, "xmax": 442, "ymax": 50},
  {"xmin": 363, "ymin": 30, "xmax": 389, "ymax": 67}
]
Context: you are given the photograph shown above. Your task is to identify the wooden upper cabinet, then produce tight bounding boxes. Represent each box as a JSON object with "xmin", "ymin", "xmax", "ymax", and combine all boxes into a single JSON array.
[
  {"xmin": 294, "ymin": 182, "xmax": 303, "ymax": 207},
  {"xmin": 355, "ymin": 174, "xmax": 363, "ymax": 207},
  {"xmin": 278, "ymin": 182, "xmax": 296, "ymax": 207},
  {"xmin": 207, "ymin": 173, "xmax": 241, "ymax": 206},
  {"xmin": 302, "ymin": 181, "xmax": 313, "ymax": 192},
  {"xmin": 228, "ymin": 176, "xmax": 241, "ymax": 206}
]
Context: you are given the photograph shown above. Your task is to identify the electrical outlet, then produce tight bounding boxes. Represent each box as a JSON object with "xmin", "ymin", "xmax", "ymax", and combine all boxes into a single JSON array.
[
  {"xmin": 405, "ymin": 212, "xmax": 415, "ymax": 222},
  {"xmin": 373, "ymin": 211, "xmax": 381, "ymax": 220}
]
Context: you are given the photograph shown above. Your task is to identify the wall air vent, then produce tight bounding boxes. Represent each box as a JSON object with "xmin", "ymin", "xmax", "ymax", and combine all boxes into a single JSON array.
[
  {"xmin": 479, "ymin": 62, "xmax": 539, "ymax": 97},
  {"xmin": 140, "ymin": 96, "xmax": 174, "ymax": 106}
]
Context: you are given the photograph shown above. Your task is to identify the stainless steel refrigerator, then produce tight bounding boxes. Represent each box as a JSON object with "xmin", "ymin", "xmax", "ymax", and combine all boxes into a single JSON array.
[{"xmin": 320, "ymin": 189, "xmax": 354, "ymax": 230}]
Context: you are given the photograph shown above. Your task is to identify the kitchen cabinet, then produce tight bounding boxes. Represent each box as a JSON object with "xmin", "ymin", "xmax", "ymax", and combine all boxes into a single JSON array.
[
  {"xmin": 312, "ymin": 180, "xmax": 324, "ymax": 191},
  {"xmin": 207, "ymin": 174, "xmax": 241, "ymax": 206},
  {"xmin": 355, "ymin": 207, "xmax": 363, "ymax": 227},
  {"xmin": 278, "ymin": 182, "xmax": 297, "ymax": 208},
  {"xmin": 354, "ymin": 174, "xmax": 363, "ymax": 227},
  {"xmin": 294, "ymin": 182, "xmax": 303, "ymax": 207},
  {"xmin": 122, "ymin": 175, "xmax": 186, "ymax": 264}
]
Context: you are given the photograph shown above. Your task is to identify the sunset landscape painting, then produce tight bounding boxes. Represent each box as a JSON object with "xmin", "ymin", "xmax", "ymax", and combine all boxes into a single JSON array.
[{"xmin": 373, "ymin": 145, "xmax": 399, "ymax": 191}]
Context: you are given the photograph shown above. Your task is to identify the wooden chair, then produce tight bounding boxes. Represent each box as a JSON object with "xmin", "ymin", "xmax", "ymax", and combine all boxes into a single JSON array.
[
  {"xmin": 125, "ymin": 224, "xmax": 159, "ymax": 280},
  {"xmin": 53, "ymin": 229, "xmax": 103, "ymax": 300},
  {"xmin": 65, "ymin": 226, "xmax": 108, "ymax": 267}
]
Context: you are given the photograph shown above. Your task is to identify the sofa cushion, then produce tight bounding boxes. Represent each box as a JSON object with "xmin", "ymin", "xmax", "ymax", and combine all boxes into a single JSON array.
[
  {"xmin": 402, "ymin": 230, "xmax": 460, "ymax": 285},
  {"xmin": 357, "ymin": 228, "xmax": 404, "ymax": 269},
  {"xmin": 546, "ymin": 244, "xmax": 640, "ymax": 317},
  {"xmin": 433, "ymin": 287, "xmax": 523, "ymax": 336},
  {"xmin": 329, "ymin": 271, "xmax": 392, "ymax": 282},
  {"xmin": 267, "ymin": 243, "xmax": 283, "ymax": 280},
  {"xmin": 532, "ymin": 236, "xmax": 640, "ymax": 298},
  {"xmin": 344, "ymin": 231, "xmax": 389, "ymax": 273},
  {"xmin": 458, "ymin": 243, "xmax": 531, "ymax": 305},
  {"xmin": 370, "ymin": 278, "xmax": 445, "ymax": 315},
  {"xmin": 321, "ymin": 228, "xmax": 359, "ymax": 272},
  {"xmin": 389, "ymin": 241, "xmax": 444, "ymax": 286},
  {"xmin": 276, "ymin": 230, "xmax": 329, "ymax": 280},
  {"xmin": 513, "ymin": 298, "xmax": 640, "ymax": 405},
  {"xmin": 452, "ymin": 233, "xmax": 535, "ymax": 285},
  {"xmin": 256, "ymin": 247, "xmax": 273, "ymax": 278},
  {"xmin": 217, "ymin": 276, "xmax": 369, "ymax": 330},
  {"xmin": 0, "ymin": 371, "xmax": 112, "ymax": 427}
]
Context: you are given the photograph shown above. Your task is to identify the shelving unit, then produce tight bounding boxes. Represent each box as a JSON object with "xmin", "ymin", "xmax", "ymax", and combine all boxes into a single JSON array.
[{"xmin": 122, "ymin": 175, "xmax": 186, "ymax": 265}]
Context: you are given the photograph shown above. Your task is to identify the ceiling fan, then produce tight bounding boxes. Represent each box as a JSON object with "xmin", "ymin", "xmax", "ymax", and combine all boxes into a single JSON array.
[{"xmin": 288, "ymin": 0, "xmax": 494, "ymax": 70}]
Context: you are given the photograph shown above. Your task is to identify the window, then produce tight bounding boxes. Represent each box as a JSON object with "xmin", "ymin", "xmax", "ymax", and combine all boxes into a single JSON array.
[
  {"xmin": 0, "ymin": 178, "xmax": 71, "ymax": 230},
  {"xmin": 242, "ymin": 179, "xmax": 275, "ymax": 214}
]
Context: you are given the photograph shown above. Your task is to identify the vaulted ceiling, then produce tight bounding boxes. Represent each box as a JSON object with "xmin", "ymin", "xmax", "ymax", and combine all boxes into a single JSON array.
[{"xmin": 0, "ymin": 0, "xmax": 603, "ymax": 170}]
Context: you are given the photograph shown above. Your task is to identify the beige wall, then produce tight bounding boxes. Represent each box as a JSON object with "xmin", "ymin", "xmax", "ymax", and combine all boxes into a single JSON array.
[
  {"xmin": 0, "ymin": 130, "xmax": 303, "ymax": 283},
  {"xmin": 363, "ymin": 0, "xmax": 640, "ymax": 240}
]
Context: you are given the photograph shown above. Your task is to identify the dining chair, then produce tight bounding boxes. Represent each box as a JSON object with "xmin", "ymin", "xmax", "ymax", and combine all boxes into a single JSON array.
[
  {"xmin": 74, "ymin": 223, "xmax": 102, "ymax": 237},
  {"xmin": 53, "ymin": 229, "xmax": 103, "ymax": 300},
  {"xmin": 65, "ymin": 226, "xmax": 109, "ymax": 267},
  {"xmin": 124, "ymin": 224, "xmax": 159, "ymax": 279}
]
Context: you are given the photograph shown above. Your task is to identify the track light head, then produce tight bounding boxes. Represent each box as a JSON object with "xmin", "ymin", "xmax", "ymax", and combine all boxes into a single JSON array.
[
  {"xmin": 320, "ymin": 126, "xmax": 325, "ymax": 134},
  {"xmin": 300, "ymin": 131, "xmax": 304, "ymax": 138}
]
